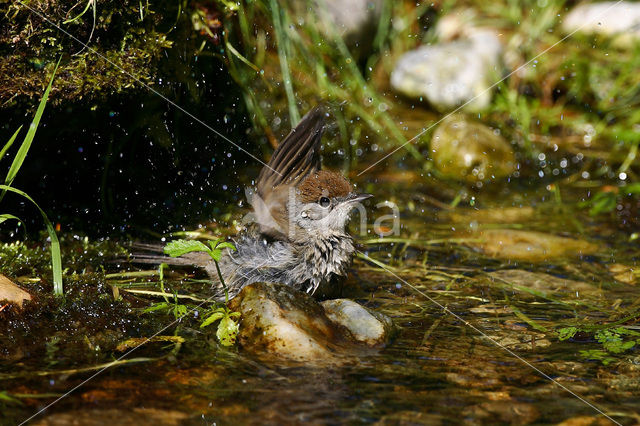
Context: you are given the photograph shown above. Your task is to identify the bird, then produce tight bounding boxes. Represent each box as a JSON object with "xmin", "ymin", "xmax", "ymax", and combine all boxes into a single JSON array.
[{"xmin": 135, "ymin": 107, "xmax": 371, "ymax": 300}]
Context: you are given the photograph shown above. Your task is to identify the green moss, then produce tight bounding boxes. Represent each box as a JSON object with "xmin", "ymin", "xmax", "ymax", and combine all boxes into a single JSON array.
[{"xmin": 0, "ymin": 0, "xmax": 174, "ymax": 107}]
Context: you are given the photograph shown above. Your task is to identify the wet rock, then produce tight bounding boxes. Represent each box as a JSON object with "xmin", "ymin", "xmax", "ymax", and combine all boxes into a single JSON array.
[
  {"xmin": 557, "ymin": 416, "xmax": 614, "ymax": 426},
  {"xmin": 465, "ymin": 229, "xmax": 598, "ymax": 262},
  {"xmin": 228, "ymin": 282, "xmax": 393, "ymax": 362},
  {"xmin": 321, "ymin": 299, "xmax": 394, "ymax": 347},
  {"xmin": 563, "ymin": 2, "xmax": 640, "ymax": 47},
  {"xmin": 462, "ymin": 401, "xmax": 539, "ymax": 425},
  {"xmin": 443, "ymin": 206, "xmax": 535, "ymax": 224},
  {"xmin": 489, "ymin": 269, "xmax": 600, "ymax": 297},
  {"xmin": 0, "ymin": 274, "xmax": 32, "ymax": 308},
  {"xmin": 430, "ymin": 115, "xmax": 516, "ymax": 182},
  {"xmin": 469, "ymin": 304, "xmax": 513, "ymax": 315},
  {"xmin": 287, "ymin": 0, "xmax": 383, "ymax": 49},
  {"xmin": 390, "ymin": 20, "xmax": 503, "ymax": 111},
  {"xmin": 374, "ymin": 410, "xmax": 444, "ymax": 425},
  {"xmin": 609, "ymin": 263, "xmax": 636, "ymax": 287},
  {"xmin": 33, "ymin": 408, "xmax": 190, "ymax": 426}
]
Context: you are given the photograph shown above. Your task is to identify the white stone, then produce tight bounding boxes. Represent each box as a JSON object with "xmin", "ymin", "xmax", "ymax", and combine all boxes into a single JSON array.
[
  {"xmin": 563, "ymin": 2, "xmax": 640, "ymax": 45},
  {"xmin": 390, "ymin": 29, "xmax": 503, "ymax": 111}
]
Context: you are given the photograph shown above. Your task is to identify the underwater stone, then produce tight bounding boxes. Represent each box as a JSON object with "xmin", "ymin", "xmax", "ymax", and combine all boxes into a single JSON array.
[
  {"xmin": 33, "ymin": 408, "xmax": 190, "ymax": 426},
  {"xmin": 390, "ymin": 29, "xmax": 502, "ymax": 111},
  {"xmin": 563, "ymin": 2, "xmax": 640, "ymax": 47},
  {"xmin": 321, "ymin": 299, "xmax": 394, "ymax": 347},
  {"xmin": 430, "ymin": 115, "xmax": 515, "ymax": 182},
  {"xmin": 465, "ymin": 229, "xmax": 598, "ymax": 262},
  {"xmin": 228, "ymin": 282, "xmax": 393, "ymax": 362},
  {"xmin": 0, "ymin": 274, "xmax": 32, "ymax": 309},
  {"xmin": 489, "ymin": 269, "xmax": 601, "ymax": 297}
]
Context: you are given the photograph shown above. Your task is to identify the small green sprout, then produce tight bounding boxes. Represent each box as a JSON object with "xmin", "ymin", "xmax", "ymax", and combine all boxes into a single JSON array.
[{"xmin": 163, "ymin": 238, "xmax": 240, "ymax": 347}]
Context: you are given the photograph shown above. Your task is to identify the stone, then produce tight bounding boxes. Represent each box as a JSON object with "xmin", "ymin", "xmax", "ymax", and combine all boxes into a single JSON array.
[
  {"xmin": 33, "ymin": 408, "xmax": 190, "ymax": 426},
  {"xmin": 443, "ymin": 206, "xmax": 535, "ymax": 224},
  {"xmin": 430, "ymin": 115, "xmax": 516, "ymax": 182},
  {"xmin": 489, "ymin": 269, "xmax": 600, "ymax": 297},
  {"xmin": 0, "ymin": 274, "xmax": 32, "ymax": 308},
  {"xmin": 321, "ymin": 299, "xmax": 394, "ymax": 347},
  {"xmin": 563, "ymin": 2, "xmax": 640, "ymax": 47},
  {"xmin": 228, "ymin": 282, "xmax": 393, "ymax": 362},
  {"xmin": 608, "ymin": 263, "xmax": 637, "ymax": 285},
  {"xmin": 287, "ymin": 0, "xmax": 384, "ymax": 49},
  {"xmin": 390, "ymin": 27, "xmax": 502, "ymax": 111},
  {"xmin": 462, "ymin": 401, "xmax": 539, "ymax": 424},
  {"xmin": 465, "ymin": 229, "xmax": 598, "ymax": 262}
]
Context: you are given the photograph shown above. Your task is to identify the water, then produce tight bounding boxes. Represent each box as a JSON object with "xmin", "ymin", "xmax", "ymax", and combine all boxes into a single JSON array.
[{"xmin": 2, "ymin": 178, "xmax": 639, "ymax": 424}]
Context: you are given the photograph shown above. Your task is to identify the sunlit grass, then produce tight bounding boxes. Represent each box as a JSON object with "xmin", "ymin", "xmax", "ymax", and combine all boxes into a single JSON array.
[{"xmin": 1, "ymin": 60, "xmax": 63, "ymax": 295}]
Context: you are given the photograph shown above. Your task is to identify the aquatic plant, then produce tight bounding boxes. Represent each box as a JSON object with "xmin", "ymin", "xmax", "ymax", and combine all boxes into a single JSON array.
[
  {"xmin": 1, "ymin": 61, "xmax": 63, "ymax": 295},
  {"xmin": 559, "ymin": 325, "xmax": 640, "ymax": 365},
  {"xmin": 162, "ymin": 238, "xmax": 240, "ymax": 346}
]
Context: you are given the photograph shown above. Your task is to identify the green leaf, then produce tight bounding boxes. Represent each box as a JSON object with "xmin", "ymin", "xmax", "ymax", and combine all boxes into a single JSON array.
[
  {"xmin": 0, "ymin": 126, "xmax": 23, "ymax": 163},
  {"xmin": 174, "ymin": 304, "xmax": 188, "ymax": 319},
  {"xmin": 200, "ymin": 311, "xmax": 225, "ymax": 328},
  {"xmin": 579, "ymin": 349, "xmax": 617, "ymax": 366},
  {"xmin": 164, "ymin": 239, "xmax": 210, "ymax": 257},
  {"xmin": 0, "ymin": 185, "xmax": 62, "ymax": 295},
  {"xmin": 557, "ymin": 327, "xmax": 578, "ymax": 341},
  {"xmin": 216, "ymin": 314, "xmax": 239, "ymax": 346},
  {"xmin": 3, "ymin": 59, "xmax": 60, "ymax": 196},
  {"xmin": 216, "ymin": 242, "xmax": 237, "ymax": 251},
  {"xmin": 142, "ymin": 302, "xmax": 171, "ymax": 314}
]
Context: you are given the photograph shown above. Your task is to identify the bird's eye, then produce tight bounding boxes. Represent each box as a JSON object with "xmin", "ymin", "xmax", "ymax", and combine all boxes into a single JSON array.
[{"xmin": 318, "ymin": 196, "xmax": 331, "ymax": 208}]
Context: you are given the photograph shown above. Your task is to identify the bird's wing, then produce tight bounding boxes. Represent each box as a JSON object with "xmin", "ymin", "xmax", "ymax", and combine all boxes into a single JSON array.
[
  {"xmin": 256, "ymin": 107, "xmax": 324, "ymax": 196},
  {"xmin": 252, "ymin": 107, "xmax": 325, "ymax": 239}
]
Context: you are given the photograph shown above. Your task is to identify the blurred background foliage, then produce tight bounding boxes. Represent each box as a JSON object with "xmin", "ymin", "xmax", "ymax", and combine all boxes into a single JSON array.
[{"xmin": 0, "ymin": 0, "xmax": 638, "ymax": 236}]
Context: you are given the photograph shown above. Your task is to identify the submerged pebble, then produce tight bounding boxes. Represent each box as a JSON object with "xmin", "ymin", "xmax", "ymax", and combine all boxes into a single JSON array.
[
  {"xmin": 228, "ymin": 282, "xmax": 393, "ymax": 362},
  {"xmin": 33, "ymin": 408, "xmax": 190, "ymax": 426},
  {"xmin": 465, "ymin": 229, "xmax": 598, "ymax": 262},
  {"xmin": 431, "ymin": 115, "xmax": 516, "ymax": 182},
  {"xmin": 489, "ymin": 269, "xmax": 600, "ymax": 297},
  {"xmin": 321, "ymin": 299, "xmax": 394, "ymax": 347}
]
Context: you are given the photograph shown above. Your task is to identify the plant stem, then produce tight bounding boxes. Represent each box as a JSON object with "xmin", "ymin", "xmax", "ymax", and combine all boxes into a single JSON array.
[{"xmin": 214, "ymin": 260, "xmax": 229, "ymax": 303}]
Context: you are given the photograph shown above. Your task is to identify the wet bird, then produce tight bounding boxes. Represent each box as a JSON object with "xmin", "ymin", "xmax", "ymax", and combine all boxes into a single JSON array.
[{"xmin": 137, "ymin": 107, "xmax": 370, "ymax": 300}]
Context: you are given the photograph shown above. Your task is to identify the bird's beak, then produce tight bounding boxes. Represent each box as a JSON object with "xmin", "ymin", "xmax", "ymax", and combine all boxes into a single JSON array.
[{"xmin": 345, "ymin": 193, "xmax": 373, "ymax": 203}]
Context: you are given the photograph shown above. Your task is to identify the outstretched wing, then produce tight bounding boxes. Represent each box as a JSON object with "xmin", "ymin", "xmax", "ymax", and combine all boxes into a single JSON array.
[
  {"xmin": 256, "ymin": 107, "xmax": 324, "ymax": 196},
  {"xmin": 251, "ymin": 107, "xmax": 325, "ymax": 239}
]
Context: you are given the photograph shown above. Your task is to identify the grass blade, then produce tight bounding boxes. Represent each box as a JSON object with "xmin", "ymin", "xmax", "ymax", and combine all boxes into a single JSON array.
[
  {"xmin": 0, "ymin": 213, "xmax": 22, "ymax": 225},
  {"xmin": 0, "ymin": 126, "xmax": 23, "ymax": 162},
  {"xmin": 2, "ymin": 59, "xmax": 60, "ymax": 199},
  {"xmin": 269, "ymin": 0, "xmax": 299, "ymax": 126},
  {"xmin": 0, "ymin": 185, "xmax": 63, "ymax": 295}
]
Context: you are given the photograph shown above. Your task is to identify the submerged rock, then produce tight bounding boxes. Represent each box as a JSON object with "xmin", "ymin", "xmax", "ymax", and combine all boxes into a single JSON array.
[
  {"xmin": 465, "ymin": 229, "xmax": 598, "ymax": 262},
  {"xmin": 321, "ymin": 299, "xmax": 394, "ymax": 347},
  {"xmin": 0, "ymin": 274, "xmax": 32, "ymax": 308},
  {"xmin": 390, "ymin": 27, "xmax": 502, "ymax": 111},
  {"xmin": 489, "ymin": 269, "xmax": 600, "ymax": 297},
  {"xmin": 430, "ymin": 115, "xmax": 516, "ymax": 182},
  {"xmin": 563, "ymin": 2, "xmax": 640, "ymax": 47},
  {"xmin": 228, "ymin": 282, "xmax": 393, "ymax": 362},
  {"xmin": 33, "ymin": 408, "xmax": 190, "ymax": 426},
  {"xmin": 443, "ymin": 206, "xmax": 535, "ymax": 224}
]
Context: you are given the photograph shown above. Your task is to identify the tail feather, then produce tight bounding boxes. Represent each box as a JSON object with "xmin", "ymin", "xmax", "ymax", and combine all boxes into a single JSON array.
[{"xmin": 127, "ymin": 242, "xmax": 210, "ymax": 268}]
